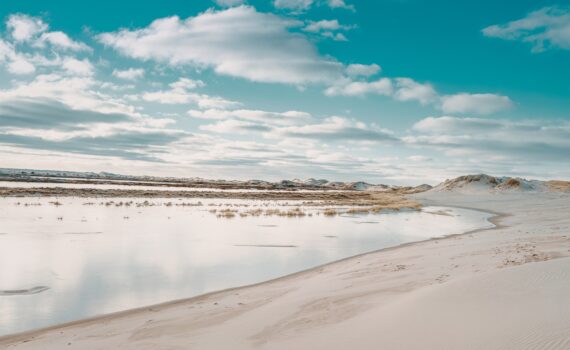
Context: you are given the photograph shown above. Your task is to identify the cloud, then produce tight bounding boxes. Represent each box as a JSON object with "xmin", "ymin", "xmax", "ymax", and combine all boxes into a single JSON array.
[
  {"xmin": 61, "ymin": 57, "xmax": 94, "ymax": 76},
  {"xmin": 325, "ymin": 74, "xmax": 512, "ymax": 115},
  {"xmin": 393, "ymin": 78, "xmax": 437, "ymax": 105},
  {"xmin": 273, "ymin": 0, "xmax": 354, "ymax": 11},
  {"xmin": 267, "ymin": 116, "xmax": 397, "ymax": 142},
  {"xmin": 7, "ymin": 57, "xmax": 36, "ymax": 74},
  {"xmin": 6, "ymin": 14, "xmax": 48, "ymax": 42},
  {"xmin": 112, "ymin": 68, "xmax": 145, "ymax": 80},
  {"xmin": 407, "ymin": 155, "xmax": 433, "ymax": 162},
  {"xmin": 303, "ymin": 19, "xmax": 353, "ymax": 41},
  {"xmin": 407, "ymin": 116, "xmax": 570, "ymax": 162},
  {"xmin": 0, "ymin": 98, "xmax": 182, "ymax": 161},
  {"xmin": 0, "ymin": 98, "xmax": 130, "ymax": 130},
  {"xmin": 324, "ymin": 77, "xmax": 393, "ymax": 97},
  {"xmin": 482, "ymin": 7, "xmax": 570, "ymax": 52},
  {"xmin": 345, "ymin": 63, "xmax": 380, "ymax": 77},
  {"xmin": 214, "ymin": 0, "xmax": 246, "ymax": 7},
  {"xmin": 440, "ymin": 93, "xmax": 513, "ymax": 114},
  {"xmin": 188, "ymin": 108, "xmax": 311, "ymax": 125},
  {"xmin": 273, "ymin": 0, "xmax": 313, "ymax": 11},
  {"xmin": 0, "ymin": 85, "xmax": 183, "ymax": 161},
  {"xmin": 193, "ymin": 108, "xmax": 397, "ymax": 145},
  {"xmin": 0, "ymin": 131, "xmax": 182, "ymax": 161},
  {"xmin": 0, "ymin": 39, "xmax": 36, "ymax": 74},
  {"xmin": 324, "ymin": 76, "xmax": 437, "ymax": 105},
  {"xmin": 1, "ymin": 15, "xmax": 93, "ymax": 76},
  {"xmin": 303, "ymin": 19, "xmax": 344, "ymax": 32},
  {"xmin": 327, "ymin": 0, "xmax": 355, "ymax": 11},
  {"xmin": 169, "ymin": 78, "xmax": 205, "ymax": 90},
  {"xmin": 35, "ymin": 31, "xmax": 91, "ymax": 52},
  {"xmin": 322, "ymin": 32, "xmax": 348, "ymax": 41},
  {"xmin": 6, "ymin": 14, "xmax": 90, "ymax": 52},
  {"xmin": 0, "ymin": 74, "xmax": 138, "ymax": 116},
  {"xmin": 200, "ymin": 119, "xmax": 272, "ymax": 134},
  {"xmin": 98, "ymin": 6, "xmax": 342, "ymax": 84},
  {"xmin": 141, "ymin": 78, "xmax": 240, "ymax": 109}
]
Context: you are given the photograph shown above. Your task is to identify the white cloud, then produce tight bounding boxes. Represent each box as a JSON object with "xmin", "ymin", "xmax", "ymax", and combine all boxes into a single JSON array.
[
  {"xmin": 112, "ymin": 68, "xmax": 145, "ymax": 80},
  {"xmin": 0, "ymin": 40, "xmax": 12, "ymax": 61},
  {"xmin": 194, "ymin": 109, "xmax": 396, "ymax": 144},
  {"xmin": 142, "ymin": 91, "xmax": 192, "ymax": 104},
  {"xmin": 393, "ymin": 78, "xmax": 437, "ymax": 105},
  {"xmin": 304, "ymin": 19, "xmax": 343, "ymax": 32},
  {"xmin": 0, "ymin": 74, "xmax": 182, "ymax": 162},
  {"xmin": 407, "ymin": 155, "xmax": 433, "ymax": 162},
  {"xmin": 200, "ymin": 119, "xmax": 272, "ymax": 134},
  {"xmin": 267, "ymin": 116, "xmax": 397, "ymax": 142},
  {"xmin": 325, "ymin": 75, "xmax": 513, "ymax": 114},
  {"xmin": 482, "ymin": 7, "xmax": 570, "ymax": 52},
  {"xmin": 324, "ymin": 32, "xmax": 348, "ymax": 41},
  {"xmin": 407, "ymin": 116, "xmax": 570, "ymax": 162},
  {"xmin": 1, "ymin": 15, "xmax": 94, "ymax": 77},
  {"xmin": 35, "ymin": 31, "xmax": 91, "ymax": 52},
  {"xmin": 6, "ymin": 14, "xmax": 48, "ymax": 42},
  {"xmin": 170, "ymin": 77, "xmax": 205, "ymax": 90},
  {"xmin": 98, "ymin": 6, "xmax": 342, "ymax": 84},
  {"xmin": 141, "ymin": 78, "xmax": 240, "ymax": 109},
  {"xmin": 273, "ymin": 0, "xmax": 313, "ymax": 11},
  {"xmin": 61, "ymin": 57, "xmax": 94, "ymax": 76},
  {"xmin": 327, "ymin": 0, "xmax": 354, "ymax": 11},
  {"xmin": 440, "ymin": 93, "xmax": 513, "ymax": 114},
  {"xmin": 273, "ymin": 0, "xmax": 354, "ymax": 11},
  {"xmin": 324, "ymin": 76, "xmax": 436, "ymax": 104},
  {"xmin": 324, "ymin": 77, "xmax": 392, "ymax": 97},
  {"xmin": 214, "ymin": 0, "xmax": 246, "ymax": 7},
  {"xmin": 6, "ymin": 14, "xmax": 90, "ymax": 52},
  {"xmin": 0, "ymin": 74, "xmax": 138, "ymax": 116},
  {"xmin": 0, "ymin": 39, "xmax": 37, "ymax": 74},
  {"xmin": 188, "ymin": 108, "xmax": 311, "ymax": 125},
  {"xmin": 303, "ymin": 19, "xmax": 353, "ymax": 41},
  {"xmin": 7, "ymin": 57, "xmax": 36, "ymax": 75},
  {"xmin": 345, "ymin": 63, "xmax": 380, "ymax": 77}
]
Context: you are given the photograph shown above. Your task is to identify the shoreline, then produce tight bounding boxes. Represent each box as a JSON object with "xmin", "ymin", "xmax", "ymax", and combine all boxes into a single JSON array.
[
  {"xmin": 0, "ymin": 203, "xmax": 502, "ymax": 342},
  {"xmin": 2, "ymin": 191, "xmax": 569, "ymax": 349}
]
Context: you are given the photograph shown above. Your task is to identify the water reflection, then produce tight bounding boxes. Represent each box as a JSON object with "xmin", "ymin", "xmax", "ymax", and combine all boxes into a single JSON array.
[{"xmin": 0, "ymin": 197, "xmax": 493, "ymax": 335}]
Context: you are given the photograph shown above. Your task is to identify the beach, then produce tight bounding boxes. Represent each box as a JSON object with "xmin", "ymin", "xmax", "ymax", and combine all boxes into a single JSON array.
[{"xmin": 1, "ymin": 190, "xmax": 569, "ymax": 349}]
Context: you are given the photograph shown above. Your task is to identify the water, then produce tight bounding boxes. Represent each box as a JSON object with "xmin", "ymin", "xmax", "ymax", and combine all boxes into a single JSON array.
[
  {"xmin": 0, "ymin": 181, "xmax": 343, "ymax": 192},
  {"xmin": 0, "ymin": 197, "xmax": 494, "ymax": 335}
]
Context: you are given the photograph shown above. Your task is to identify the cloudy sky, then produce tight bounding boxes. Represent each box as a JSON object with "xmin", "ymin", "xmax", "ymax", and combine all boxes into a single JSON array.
[{"xmin": 0, "ymin": 0, "xmax": 568, "ymax": 184}]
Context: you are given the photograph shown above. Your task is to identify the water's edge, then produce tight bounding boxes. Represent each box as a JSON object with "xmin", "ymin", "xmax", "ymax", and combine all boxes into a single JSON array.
[{"xmin": 0, "ymin": 205, "xmax": 501, "ymax": 340}]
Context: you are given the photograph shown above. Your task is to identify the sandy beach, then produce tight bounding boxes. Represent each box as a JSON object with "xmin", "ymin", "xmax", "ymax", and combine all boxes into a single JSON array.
[{"xmin": 1, "ymin": 191, "xmax": 569, "ymax": 349}]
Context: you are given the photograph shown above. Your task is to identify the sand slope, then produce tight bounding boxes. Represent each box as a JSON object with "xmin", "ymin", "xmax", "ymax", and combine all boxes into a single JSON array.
[{"xmin": 1, "ymin": 192, "xmax": 570, "ymax": 350}]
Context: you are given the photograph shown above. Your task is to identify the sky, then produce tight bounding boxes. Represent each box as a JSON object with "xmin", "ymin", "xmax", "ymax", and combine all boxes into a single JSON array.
[{"xmin": 0, "ymin": 0, "xmax": 569, "ymax": 184}]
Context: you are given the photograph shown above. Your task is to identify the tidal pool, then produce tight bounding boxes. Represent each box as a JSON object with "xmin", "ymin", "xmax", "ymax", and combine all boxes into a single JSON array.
[{"xmin": 0, "ymin": 197, "xmax": 494, "ymax": 335}]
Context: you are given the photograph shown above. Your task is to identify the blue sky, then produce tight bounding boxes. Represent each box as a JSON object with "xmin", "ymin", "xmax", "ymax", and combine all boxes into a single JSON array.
[{"xmin": 0, "ymin": 0, "xmax": 568, "ymax": 184}]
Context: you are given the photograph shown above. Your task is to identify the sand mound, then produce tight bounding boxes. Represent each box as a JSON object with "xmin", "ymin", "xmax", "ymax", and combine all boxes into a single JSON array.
[{"xmin": 430, "ymin": 174, "xmax": 561, "ymax": 193}]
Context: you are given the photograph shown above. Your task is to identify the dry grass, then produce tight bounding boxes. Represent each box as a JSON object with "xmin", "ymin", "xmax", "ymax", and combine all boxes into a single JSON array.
[
  {"xmin": 322, "ymin": 208, "xmax": 339, "ymax": 216},
  {"xmin": 4, "ymin": 186, "xmax": 423, "ymax": 220},
  {"xmin": 282, "ymin": 208, "xmax": 306, "ymax": 217},
  {"xmin": 548, "ymin": 180, "xmax": 570, "ymax": 192},
  {"xmin": 504, "ymin": 178, "xmax": 521, "ymax": 187},
  {"xmin": 216, "ymin": 209, "xmax": 238, "ymax": 218}
]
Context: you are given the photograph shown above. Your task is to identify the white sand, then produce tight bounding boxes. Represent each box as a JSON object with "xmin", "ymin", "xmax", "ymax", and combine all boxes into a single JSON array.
[{"xmin": 1, "ymin": 192, "xmax": 570, "ymax": 350}]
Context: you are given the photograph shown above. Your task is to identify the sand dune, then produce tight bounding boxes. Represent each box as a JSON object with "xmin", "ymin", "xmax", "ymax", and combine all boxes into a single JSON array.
[{"xmin": 1, "ymin": 192, "xmax": 569, "ymax": 349}]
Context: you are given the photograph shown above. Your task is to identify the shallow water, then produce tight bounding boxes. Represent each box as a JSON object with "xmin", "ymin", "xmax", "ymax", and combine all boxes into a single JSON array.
[
  {"xmin": 0, "ymin": 197, "xmax": 494, "ymax": 335},
  {"xmin": 0, "ymin": 181, "xmax": 342, "ymax": 193}
]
